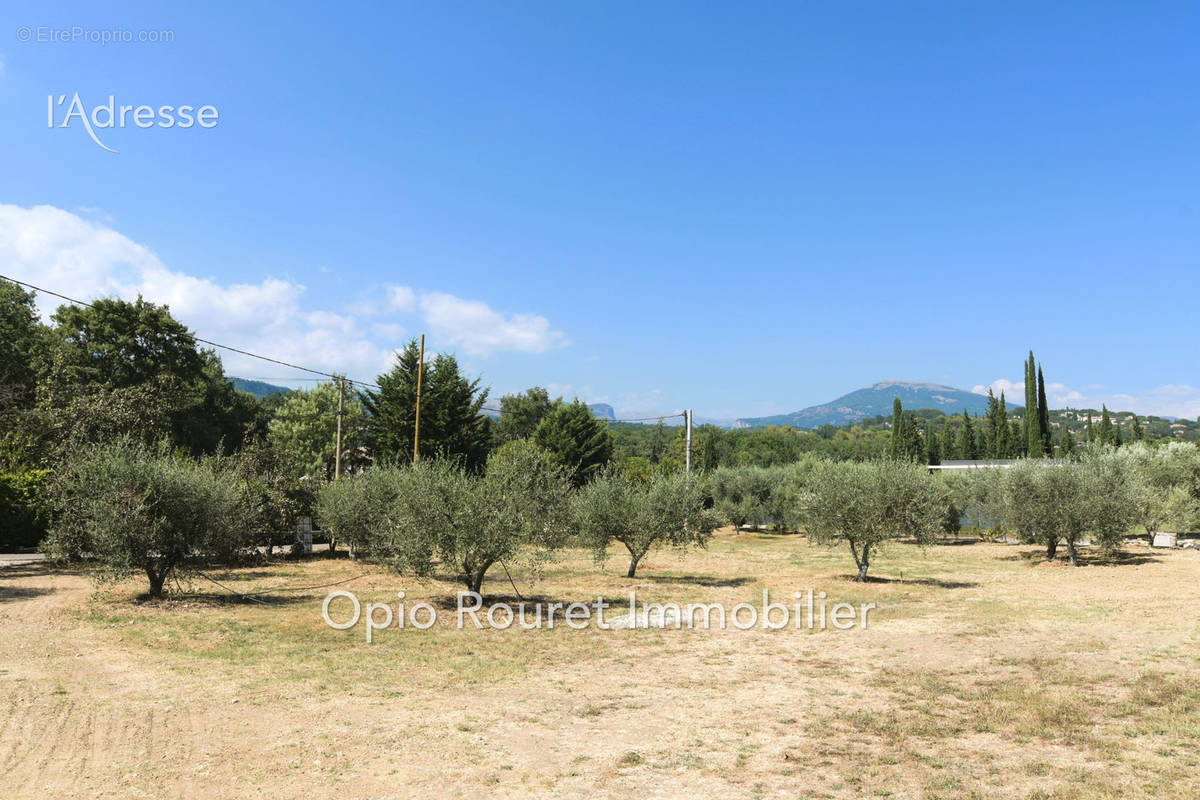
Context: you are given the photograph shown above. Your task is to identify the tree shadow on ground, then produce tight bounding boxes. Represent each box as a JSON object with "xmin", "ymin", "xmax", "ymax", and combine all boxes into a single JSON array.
[
  {"xmin": 133, "ymin": 591, "xmax": 311, "ymax": 607},
  {"xmin": 0, "ymin": 584, "xmax": 59, "ymax": 603},
  {"xmin": 642, "ymin": 574, "xmax": 755, "ymax": 588},
  {"xmin": 429, "ymin": 593, "xmax": 586, "ymax": 622},
  {"xmin": 997, "ymin": 549, "xmax": 1163, "ymax": 567},
  {"xmin": 846, "ymin": 575, "xmax": 978, "ymax": 589},
  {"xmin": 1079, "ymin": 550, "xmax": 1164, "ymax": 567}
]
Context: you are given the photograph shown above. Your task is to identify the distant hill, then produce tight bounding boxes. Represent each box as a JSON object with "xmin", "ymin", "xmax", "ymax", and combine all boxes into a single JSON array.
[
  {"xmin": 735, "ymin": 380, "xmax": 1021, "ymax": 429},
  {"xmin": 588, "ymin": 402, "xmax": 616, "ymax": 422},
  {"xmin": 230, "ymin": 377, "xmax": 292, "ymax": 399}
]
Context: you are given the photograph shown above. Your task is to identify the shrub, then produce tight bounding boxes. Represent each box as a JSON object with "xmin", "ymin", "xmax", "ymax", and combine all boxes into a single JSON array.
[{"xmin": 0, "ymin": 468, "xmax": 51, "ymax": 550}]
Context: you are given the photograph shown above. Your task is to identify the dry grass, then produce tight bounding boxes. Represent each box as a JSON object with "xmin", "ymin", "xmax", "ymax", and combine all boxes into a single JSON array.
[{"xmin": 2, "ymin": 530, "xmax": 1200, "ymax": 798}]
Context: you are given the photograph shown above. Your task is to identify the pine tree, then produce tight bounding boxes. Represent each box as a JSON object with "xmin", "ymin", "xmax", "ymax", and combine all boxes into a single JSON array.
[
  {"xmin": 363, "ymin": 340, "xmax": 492, "ymax": 470},
  {"xmin": 1036, "ymin": 366, "xmax": 1052, "ymax": 456}
]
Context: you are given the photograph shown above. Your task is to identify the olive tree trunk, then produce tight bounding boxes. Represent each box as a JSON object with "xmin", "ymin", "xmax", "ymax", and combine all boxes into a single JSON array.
[{"xmin": 849, "ymin": 541, "xmax": 871, "ymax": 582}]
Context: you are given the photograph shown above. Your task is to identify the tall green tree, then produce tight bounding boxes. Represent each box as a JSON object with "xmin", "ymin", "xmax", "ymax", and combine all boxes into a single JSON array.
[
  {"xmin": 0, "ymin": 280, "xmax": 48, "ymax": 424},
  {"xmin": 1024, "ymin": 351, "xmax": 1040, "ymax": 457},
  {"xmin": 1036, "ymin": 366, "xmax": 1052, "ymax": 455},
  {"xmin": 268, "ymin": 380, "xmax": 368, "ymax": 482},
  {"xmin": 997, "ymin": 392, "xmax": 1011, "ymax": 457},
  {"xmin": 888, "ymin": 398, "xmax": 922, "ymax": 461},
  {"xmin": 925, "ymin": 424, "xmax": 941, "ymax": 465},
  {"xmin": 363, "ymin": 339, "xmax": 492, "ymax": 470},
  {"xmin": 941, "ymin": 422, "xmax": 958, "ymax": 460},
  {"xmin": 984, "ymin": 389, "xmax": 1001, "ymax": 457},
  {"xmin": 957, "ymin": 411, "xmax": 979, "ymax": 460},
  {"xmin": 494, "ymin": 387, "xmax": 558, "ymax": 443},
  {"xmin": 38, "ymin": 296, "xmax": 257, "ymax": 455},
  {"xmin": 534, "ymin": 400, "xmax": 613, "ymax": 485},
  {"xmin": 1060, "ymin": 425, "xmax": 1077, "ymax": 459},
  {"xmin": 1098, "ymin": 405, "xmax": 1115, "ymax": 446},
  {"xmin": 648, "ymin": 420, "xmax": 668, "ymax": 464}
]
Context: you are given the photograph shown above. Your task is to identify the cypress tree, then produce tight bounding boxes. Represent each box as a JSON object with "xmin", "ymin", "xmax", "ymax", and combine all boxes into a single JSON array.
[
  {"xmin": 907, "ymin": 412, "xmax": 923, "ymax": 461},
  {"xmin": 1060, "ymin": 426, "xmax": 1076, "ymax": 459},
  {"xmin": 984, "ymin": 389, "xmax": 1001, "ymax": 457},
  {"xmin": 1131, "ymin": 415, "xmax": 1144, "ymax": 441},
  {"xmin": 889, "ymin": 398, "xmax": 904, "ymax": 460},
  {"xmin": 926, "ymin": 424, "xmax": 941, "ymax": 465},
  {"xmin": 1023, "ymin": 351, "xmax": 1039, "ymax": 457},
  {"xmin": 941, "ymin": 422, "xmax": 957, "ymax": 460},
  {"xmin": 1098, "ymin": 405, "xmax": 1115, "ymax": 446},
  {"xmin": 957, "ymin": 410, "xmax": 978, "ymax": 460},
  {"xmin": 1036, "ymin": 366, "xmax": 1052, "ymax": 455},
  {"xmin": 1009, "ymin": 418, "xmax": 1024, "ymax": 457},
  {"xmin": 997, "ymin": 392, "xmax": 1011, "ymax": 457}
]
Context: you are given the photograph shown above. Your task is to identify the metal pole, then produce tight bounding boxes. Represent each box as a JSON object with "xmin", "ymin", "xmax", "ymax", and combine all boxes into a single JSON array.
[
  {"xmin": 413, "ymin": 334, "xmax": 425, "ymax": 463},
  {"xmin": 334, "ymin": 377, "xmax": 344, "ymax": 480}
]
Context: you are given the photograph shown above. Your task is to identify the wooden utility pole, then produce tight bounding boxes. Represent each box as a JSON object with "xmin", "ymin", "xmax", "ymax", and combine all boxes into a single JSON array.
[
  {"xmin": 685, "ymin": 409, "xmax": 693, "ymax": 473},
  {"xmin": 334, "ymin": 377, "xmax": 344, "ymax": 480},
  {"xmin": 413, "ymin": 334, "xmax": 425, "ymax": 463}
]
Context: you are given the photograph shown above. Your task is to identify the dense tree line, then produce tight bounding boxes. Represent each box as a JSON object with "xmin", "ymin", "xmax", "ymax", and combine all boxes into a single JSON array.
[{"xmin": 6, "ymin": 280, "xmax": 1198, "ymax": 597}]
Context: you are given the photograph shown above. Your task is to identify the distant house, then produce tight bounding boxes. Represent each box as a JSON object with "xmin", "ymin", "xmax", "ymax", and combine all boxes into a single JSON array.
[{"xmin": 928, "ymin": 459, "xmax": 1019, "ymax": 473}]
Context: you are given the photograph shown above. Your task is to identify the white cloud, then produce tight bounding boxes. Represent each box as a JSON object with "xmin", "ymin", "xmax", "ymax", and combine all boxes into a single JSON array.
[
  {"xmin": 415, "ymin": 290, "xmax": 569, "ymax": 357},
  {"xmin": 971, "ymin": 378, "xmax": 1024, "ymax": 398},
  {"xmin": 387, "ymin": 285, "xmax": 416, "ymax": 313},
  {"xmin": 371, "ymin": 322, "xmax": 407, "ymax": 342},
  {"xmin": 0, "ymin": 204, "xmax": 564, "ymax": 386},
  {"xmin": 974, "ymin": 374, "xmax": 1200, "ymax": 419}
]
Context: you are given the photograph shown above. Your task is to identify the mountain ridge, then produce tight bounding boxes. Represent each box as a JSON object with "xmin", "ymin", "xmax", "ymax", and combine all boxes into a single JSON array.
[{"xmin": 733, "ymin": 380, "xmax": 1022, "ymax": 429}]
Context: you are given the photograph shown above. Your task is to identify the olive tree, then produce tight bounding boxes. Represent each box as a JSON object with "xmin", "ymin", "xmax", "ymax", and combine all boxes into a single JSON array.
[
  {"xmin": 45, "ymin": 439, "xmax": 253, "ymax": 597},
  {"xmin": 801, "ymin": 459, "xmax": 947, "ymax": 581},
  {"xmin": 1120, "ymin": 442, "xmax": 1200, "ymax": 540},
  {"xmin": 384, "ymin": 440, "xmax": 572, "ymax": 596},
  {"xmin": 710, "ymin": 466, "xmax": 773, "ymax": 531},
  {"xmin": 573, "ymin": 467, "xmax": 719, "ymax": 577},
  {"xmin": 997, "ymin": 453, "xmax": 1137, "ymax": 565},
  {"xmin": 316, "ymin": 466, "xmax": 412, "ymax": 559}
]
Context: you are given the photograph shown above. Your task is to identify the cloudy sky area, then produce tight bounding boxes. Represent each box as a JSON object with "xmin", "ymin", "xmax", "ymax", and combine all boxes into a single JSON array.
[{"xmin": 2, "ymin": 4, "xmax": 1199, "ymax": 420}]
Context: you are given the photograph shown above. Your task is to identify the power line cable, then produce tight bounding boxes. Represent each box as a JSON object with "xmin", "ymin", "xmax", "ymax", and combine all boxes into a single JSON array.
[
  {"xmin": 0, "ymin": 274, "xmax": 382, "ymax": 390},
  {"xmin": 3, "ymin": 274, "xmax": 692, "ymax": 424}
]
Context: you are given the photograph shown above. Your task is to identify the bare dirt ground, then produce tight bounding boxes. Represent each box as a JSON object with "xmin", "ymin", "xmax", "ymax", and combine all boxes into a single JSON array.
[{"xmin": 2, "ymin": 532, "xmax": 1199, "ymax": 799}]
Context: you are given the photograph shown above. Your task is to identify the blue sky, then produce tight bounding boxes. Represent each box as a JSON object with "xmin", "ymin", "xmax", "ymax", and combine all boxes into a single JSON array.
[{"xmin": 2, "ymin": 2, "xmax": 1199, "ymax": 419}]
